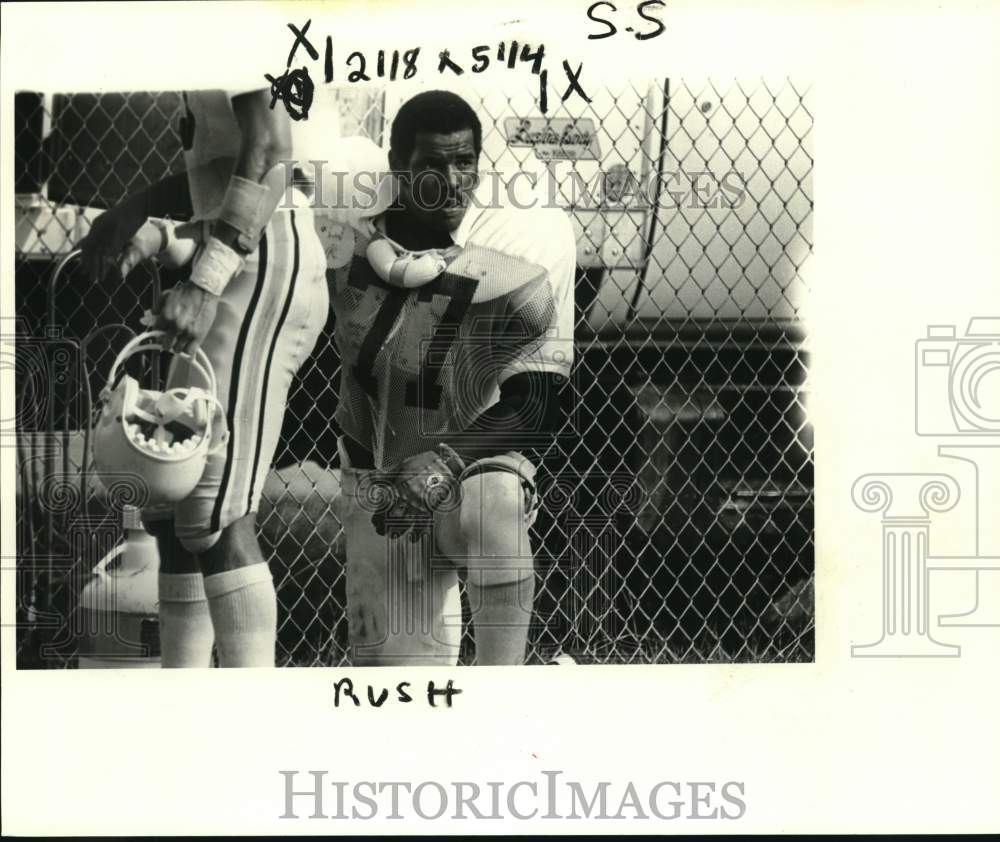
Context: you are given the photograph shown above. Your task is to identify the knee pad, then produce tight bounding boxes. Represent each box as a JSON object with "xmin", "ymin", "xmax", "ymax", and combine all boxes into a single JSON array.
[
  {"xmin": 458, "ymin": 455, "xmax": 539, "ymax": 589},
  {"xmin": 466, "ymin": 558, "xmax": 535, "ymax": 589},
  {"xmin": 460, "ymin": 452, "xmax": 541, "ymax": 528}
]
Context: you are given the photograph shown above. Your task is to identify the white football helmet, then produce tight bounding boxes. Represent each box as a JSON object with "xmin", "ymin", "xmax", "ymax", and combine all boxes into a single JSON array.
[{"xmin": 92, "ymin": 331, "xmax": 228, "ymax": 506}]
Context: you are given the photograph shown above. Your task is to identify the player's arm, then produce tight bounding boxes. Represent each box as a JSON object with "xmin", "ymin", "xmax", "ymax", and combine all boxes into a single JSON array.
[
  {"xmin": 442, "ymin": 371, "xmax": 567, "ymax": 465},
  {"xmin": 79, "ymin": 171, "xmax": 194, "ymax": 283},
  {"xmin": 210, "ymin": 89, "xmax": 293, "ymax": 253},
  {"xmin": 443, "ymin": 224, "xmax": 576, "ymax": 466},
  {"xmin": 157, "ymin": 90, "xmax": 292, "ymax": 354}
]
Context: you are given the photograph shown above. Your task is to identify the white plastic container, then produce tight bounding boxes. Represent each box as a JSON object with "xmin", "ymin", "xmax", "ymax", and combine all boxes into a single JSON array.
[{"xmin": 77, "ymin": 507, "xmax": 161, "ymax": 668}]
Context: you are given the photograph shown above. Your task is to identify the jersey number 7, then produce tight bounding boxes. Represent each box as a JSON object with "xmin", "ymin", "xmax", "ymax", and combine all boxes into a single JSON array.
[{"xmin": 352, "ymin": 272, "xmax": 479, "ymax": 412}]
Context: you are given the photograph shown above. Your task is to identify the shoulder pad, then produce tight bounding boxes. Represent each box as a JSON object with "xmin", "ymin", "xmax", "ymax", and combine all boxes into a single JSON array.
[
  {"xmin": 446, "ymin": 245, "xmax": 547, "ymax": 304},
  {"xmin": 314, "ymin": 216, "xmax": 357, "ymax": 269}
]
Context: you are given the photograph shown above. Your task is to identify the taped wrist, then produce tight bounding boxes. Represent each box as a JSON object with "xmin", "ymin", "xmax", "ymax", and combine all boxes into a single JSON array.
[
  {"xmin": 189, "ymin": 236, "xmax": 244, "ymax": 296},
  {"xmin": 218, "ymin": 175, "xmax": 270, "ymax": 254}
]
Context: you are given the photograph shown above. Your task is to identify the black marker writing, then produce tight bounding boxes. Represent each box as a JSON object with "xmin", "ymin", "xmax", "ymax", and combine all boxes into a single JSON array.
[
  {"xmin": 332, "ymin": 677, "xmax": 453, "ymax": 708},
  {"xmin": 559, "ymin": 60, "xmax": 592, "ymax": 104},
  {"xmin": 265, "ymin": 67, "xmax": 314, "ymax": 121},
  {"xmin": 266, "ymin": 18, "xmax": 318, "ymax": 119},
  {"xmin": 427, "ymin": 680, "xmax": 462, "ymax": 708},
  {"xmin": 587, "ymin": 0, "xmax": 666, "ymax": 40},
  {"xmin": 286, "ymin": 19, "xmax": 319, "ymax": 64},
  {"xmin": 266, "ymin": 21, "xmax": 584, "ymax": 118}
]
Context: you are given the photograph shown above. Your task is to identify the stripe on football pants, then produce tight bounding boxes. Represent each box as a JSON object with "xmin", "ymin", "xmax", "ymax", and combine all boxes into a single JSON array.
[
  {"xmin": 213, "ymin": 214, "xmax": 299, "ymax": 532},
  {"xmin": 246, "ymin": 210, "xmax": 301, "ymax": 509},
  {"xmin": 209, "ymin": 231, "xmax": 271, "ymax": 534}
]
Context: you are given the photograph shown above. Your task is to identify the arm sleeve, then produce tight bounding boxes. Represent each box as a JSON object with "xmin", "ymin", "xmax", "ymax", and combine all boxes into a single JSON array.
[
  {"xmin": 445, "ymin": 209, "xmax": 577, "ymax": 464},
  {"xmin": 446, "ymin": 371, "xmax": 567, "ymax": 464},
  {"xmin": 133, "ymin": 171, "xmax": 194, "ymax": 220}
]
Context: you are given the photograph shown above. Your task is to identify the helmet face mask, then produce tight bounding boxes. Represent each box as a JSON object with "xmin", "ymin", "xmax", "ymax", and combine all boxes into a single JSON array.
[
  {"xmin": 122, "ymin": 382, "xmax": 207, "ymax": 455},
  {"xmin": 92, "ymin": 332, "xmax": 228, "ymax": 506}
]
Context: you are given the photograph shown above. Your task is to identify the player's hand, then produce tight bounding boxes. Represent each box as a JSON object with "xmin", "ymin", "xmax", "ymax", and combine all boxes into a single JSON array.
[
  {"xmin": 373, "ymin": 445, "xmax": 466, "ymax": 540},
  {"xmin": 154, "ymin": 281, "xmax": 219, "ymax": 356},
  {"xmin": 79, "ymin": 198, "xmax": 148, "ymax": 283}
]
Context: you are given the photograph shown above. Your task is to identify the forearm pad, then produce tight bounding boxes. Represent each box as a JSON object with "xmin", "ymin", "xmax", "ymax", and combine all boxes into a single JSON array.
[{"xmin": 217, "ymin": 175, "xmax": 270, "ymax": 254}]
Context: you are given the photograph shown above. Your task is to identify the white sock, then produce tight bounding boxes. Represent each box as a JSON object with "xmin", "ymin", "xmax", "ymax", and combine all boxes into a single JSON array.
[
  {"xmin": 203, "ymin": 563, "xmax": 277, "ymax": 668},
  {"xmin": 158, "ymin": 573, "xmax": 215, "ymax": 668},
  {"xmin": 467, "ymin": 575, "xmax": 535, "ymax": 666}
]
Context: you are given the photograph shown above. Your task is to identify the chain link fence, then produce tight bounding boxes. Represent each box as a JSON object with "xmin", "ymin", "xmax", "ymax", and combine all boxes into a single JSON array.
[{"xmin": 12, "ymin": 78, "xmax": 813, "ymax": 667}]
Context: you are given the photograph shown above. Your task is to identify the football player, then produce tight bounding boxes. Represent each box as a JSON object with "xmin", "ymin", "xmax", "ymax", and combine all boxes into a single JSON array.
[
  {"xmin": 80, "ymin": 88, "xmax": 329, "ymax": 667},
  {"xmin": 314, "ymin": 90, "xmax": 576, "ymax": 666}
]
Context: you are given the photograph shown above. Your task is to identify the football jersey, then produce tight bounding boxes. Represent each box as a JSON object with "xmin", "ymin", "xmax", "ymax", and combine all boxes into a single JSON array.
[{"xmin": 314, "ymin": 138, "xmax": 576, "ymax": 469}]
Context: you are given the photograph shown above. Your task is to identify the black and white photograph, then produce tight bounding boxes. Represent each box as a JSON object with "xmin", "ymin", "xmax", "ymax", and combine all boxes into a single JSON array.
[
  {"xmin": 12, "ymin": 66, "xmax": 813, "ymax": 671},
  {"xmin": 2, "ymin": 0, "xmax": 997, "ymax": 835}
]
